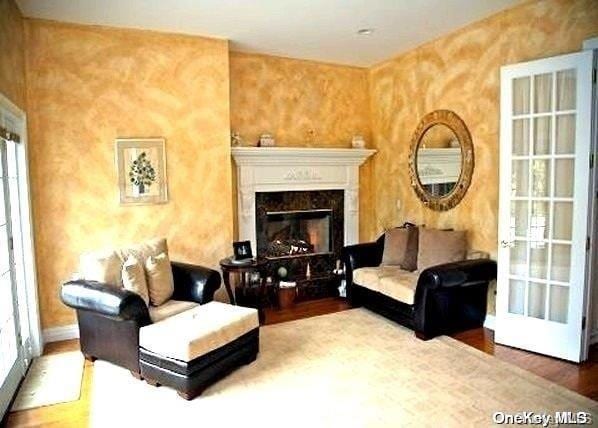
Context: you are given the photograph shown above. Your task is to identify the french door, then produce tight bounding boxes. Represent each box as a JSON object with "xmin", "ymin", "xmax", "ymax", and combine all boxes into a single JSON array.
[
  {"xmin": 0, "ymin": 101, "xmax": 31, "ymax": 417},
  {"xmin": 496, "ymin": 51, "xmax": 594, "ymax": 362}
]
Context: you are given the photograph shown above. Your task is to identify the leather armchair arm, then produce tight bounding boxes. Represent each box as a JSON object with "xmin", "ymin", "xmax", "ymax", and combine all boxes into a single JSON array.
[
  {"xmin": 417, "ymin": 259, "xmax": 497, "ymax": 290},
  {"xmin": 171, "ymin": 262, "xmax": 221, "ymax": 304},
  {"xmin": 61, "ymin": 280, "xmax": 150, "ymax": 324}
]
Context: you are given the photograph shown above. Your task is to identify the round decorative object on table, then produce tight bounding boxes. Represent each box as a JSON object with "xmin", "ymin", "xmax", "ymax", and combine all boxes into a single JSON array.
[{"xmin": 219, "ymin": 257, "xmax": 269, "ymax": 323}]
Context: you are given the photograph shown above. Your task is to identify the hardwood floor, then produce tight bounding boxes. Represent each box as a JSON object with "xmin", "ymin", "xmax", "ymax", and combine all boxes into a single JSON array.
[
  {"xmin": 451, "ymin": 327, "xmax": 598, "ymax": 401},
  {"xmin": 5, "ymin": 340, "xmax": 94, "ymax": 428},
  {"xmin": 5, "ymin": 298, "xmax": 597, "ymax": 427},
  {"xmin": 263, "ymin": 296, "xmax": 352, "ymax": 325}
]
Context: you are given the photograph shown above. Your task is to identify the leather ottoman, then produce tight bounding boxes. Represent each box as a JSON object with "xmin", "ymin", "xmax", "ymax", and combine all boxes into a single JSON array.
[{"xmin": 139, "ymin": 301, "xmax": 259, "ymax": 400}]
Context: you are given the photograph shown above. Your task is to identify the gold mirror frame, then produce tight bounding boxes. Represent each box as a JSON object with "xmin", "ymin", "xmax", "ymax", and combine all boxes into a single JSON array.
[{"xmin": 408, "ymin": 110, "xmax": 474, "ymax": 211}]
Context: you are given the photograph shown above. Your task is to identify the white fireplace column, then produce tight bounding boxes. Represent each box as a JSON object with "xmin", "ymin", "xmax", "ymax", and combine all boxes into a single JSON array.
[{"xmin": 231, "ymin": 147, "xmax": 376, "ymax": 252}]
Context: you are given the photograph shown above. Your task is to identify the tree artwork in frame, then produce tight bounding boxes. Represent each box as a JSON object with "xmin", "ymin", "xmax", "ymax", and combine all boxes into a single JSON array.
[{"xmin": 116, "ymin": 138, "xmax": 168, "ymax": 205}]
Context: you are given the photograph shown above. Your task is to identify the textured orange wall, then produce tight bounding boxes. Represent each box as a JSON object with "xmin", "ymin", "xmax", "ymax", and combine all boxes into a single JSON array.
[
  {"xmin": 230, "ymin": 52, "xmax": 370, "ymax": 147},
  {"xmin": 368, "ymin": 0, "xmax": 598, "ymax": 251},
  {"xmin": 229, "ymin": 52, "xmax": 376, "ymax": 239},
  {"xmin": 25, "ymin": 20, "xmax": 232, "ymax": 328},
  {"xmin": 368, "ymin": 0, "xmax": 598, "ymax": 314},
  {"xmin": 230, "ymin": 52, "xmax": 374, "ymax": 238},
  {"xmin": 0, "ymin": 0, "xmax": 26, "ymax": 109}
]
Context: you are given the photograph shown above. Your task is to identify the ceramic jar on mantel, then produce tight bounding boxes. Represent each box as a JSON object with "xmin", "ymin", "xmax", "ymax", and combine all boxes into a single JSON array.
[
  {"xmin": 258, "ymin": 133, "xmax": 275, "ymax": 147},
  {"xmin": 351, "ymin": 135, "xmax": 366, "ymax": 148}
]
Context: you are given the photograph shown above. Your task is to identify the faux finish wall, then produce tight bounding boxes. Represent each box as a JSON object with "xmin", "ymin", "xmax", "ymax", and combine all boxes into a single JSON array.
[
  {"xmin": 368, "ymin": 0, "xmax": 598, "ymax": 315},
  {"xmin": 25, "ymin": 20, "xmax": 232, "ymax": 328},
  {"xmin": 229, "ymin": 52, "xmax": 376, "ymax": 239},
  {"xmin": 230, "ymin": 52, "xmax": 370, "ymax": 147},
  {"xmin": 0, "ymin": 0, "xmax": 26, "ymax": 109},
  {"xmin": 369, "ymin": 0, "xmax": 598, "ymax": 250}
]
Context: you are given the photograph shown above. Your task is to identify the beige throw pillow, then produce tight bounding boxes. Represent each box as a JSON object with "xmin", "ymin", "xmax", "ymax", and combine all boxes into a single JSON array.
[
  {"xmin": 381, "ymin": 227, "xmax": 419, "ymax": 271},
  {"xmin": 117, "ymin": 238, "xmax": 168, "ymax": 267},
  {"xmin": 417, "ymin": 228, "xmax": 467, "ymax": 271},
  {"xmin": 79, "ymin": 250, "xmax": 121, "ymax": 288},
  {"xmin": 122, "ymin": 255, "xmax": 149, "ymax": 305},
  {"xmin": 145, "ymin": 252, "xmax": 174, "ymax": 306}
]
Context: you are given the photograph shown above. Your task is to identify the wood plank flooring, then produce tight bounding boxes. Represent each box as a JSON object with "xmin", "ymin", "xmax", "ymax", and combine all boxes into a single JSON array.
[
  {"xmin": 451, "ymin": 327, "xmax": 598, "ymax": 401},
  {"xmin": 5, "ymin": 298, "xmax": 597, "ymax": 427}
]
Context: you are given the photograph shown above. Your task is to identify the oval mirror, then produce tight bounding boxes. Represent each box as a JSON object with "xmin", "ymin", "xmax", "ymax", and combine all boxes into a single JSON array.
[{"xmin": 408, "ymin": 110, "xmax": 474, "ymax": 211}]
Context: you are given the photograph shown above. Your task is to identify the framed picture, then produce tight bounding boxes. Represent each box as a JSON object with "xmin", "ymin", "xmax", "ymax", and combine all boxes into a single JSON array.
[
  {"xmin": 116, "ymin": 138, "xmax": 168, "ymax": 205},
  {"xmin": 233, "ymin": 240, "xmax": 253, "ymax": 260}
]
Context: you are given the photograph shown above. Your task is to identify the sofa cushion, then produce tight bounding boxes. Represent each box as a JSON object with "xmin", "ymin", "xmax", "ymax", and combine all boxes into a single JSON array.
[
  {"xmin": 379, "ymin": 270, "xmax": 419, "ymax": 305},
  {"xmin": 354, "ymin": 266, "xmax": 419, "ymax": 305},
  {"xmin": 353, "ymin": 267, "xmax": 382, "ymax": 288},
  {"xmin": 145, "ymin": 252, "xmax": 175, "ymax": 306},
  {"xmin": 381, "ymin": 227, "xmax": 418, "ymax": 271},
  {"xmin": 417, "ymin": 229, "xmax": 467, "ymax": 271},
  {"xmin": 121, "ymin": 255, "xmax": 149, "ymax": 305},
  {"xmin": 148, "ymin": 300, "xmax": 198, "ymax": 323},
  {"xmin": 79, "ymin": 249, "xmax": 121, "ymax": 288},
  {"xmin": 353, "ymin": 266, "xmax": 403, "ymax": 289},
  {"xmin": 140, "ymin": 301, "xmax": 259, "ymax": 362}
]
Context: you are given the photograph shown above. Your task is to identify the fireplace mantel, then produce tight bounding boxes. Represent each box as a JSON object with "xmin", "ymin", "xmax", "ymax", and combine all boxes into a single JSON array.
[
  {"xmin": 231, "ymin": 147, "xmax": 376, "ymax": 165},
  {"xmin": 231, "ymin": 147, "xmax": 376, "ymax": 251}
]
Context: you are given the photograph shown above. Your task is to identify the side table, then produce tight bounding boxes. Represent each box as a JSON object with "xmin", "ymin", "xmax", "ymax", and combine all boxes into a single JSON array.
[{"xmin": 219, "ymin": 257, "xmax": 268, "ymax": 322}]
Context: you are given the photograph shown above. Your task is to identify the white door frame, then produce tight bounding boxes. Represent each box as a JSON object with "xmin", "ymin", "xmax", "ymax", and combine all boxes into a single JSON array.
[
  {"xmin": 496, "ymin": 51, "xmax": 594, "ymax": 362},
  {"xmin": 0, "ymin": 93, "xmax": 43, "ymax": 358},
  {"xmin": 583, "ymin": 41, "xmax": 598, "ymax": 349}
]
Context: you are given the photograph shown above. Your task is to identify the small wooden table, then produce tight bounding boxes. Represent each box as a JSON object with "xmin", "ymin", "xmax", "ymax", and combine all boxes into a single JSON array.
[{"xmin": 219, "ymin": 258, "xmax": 269, "ymax": 321}]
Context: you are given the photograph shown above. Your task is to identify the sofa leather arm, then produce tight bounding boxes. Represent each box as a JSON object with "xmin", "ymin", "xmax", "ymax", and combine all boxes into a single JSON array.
[
  {"xmin": 61, "ymin": 280, "xmax": 150, "ymax": 324},
  {"xmin": 342, "ymin": 236, "xmax": 384, "ymax": 302},
  {"xmin": 171, "ymin": 262, "xmax": 221, "ymax": 304},
  {"xmin": 342, "ymin": 236, "xmax": 384, "ymax": 271},
  {"xmin": 417, "ymin": 259, "xmax": 497, "ymax": 290},
  {"xmin": 413, "ymin": 259, "xmax": 496, "ymax": 339}
]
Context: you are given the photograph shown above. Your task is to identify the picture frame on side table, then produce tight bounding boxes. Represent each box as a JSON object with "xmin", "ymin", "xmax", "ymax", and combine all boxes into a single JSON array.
[
  {"xmin": 116, "ymin": 138, "xmax": 168, "ymax": 205},
  {"xmin": 233, "ymin": 240, "xmax": 253, "ymax": 261}
]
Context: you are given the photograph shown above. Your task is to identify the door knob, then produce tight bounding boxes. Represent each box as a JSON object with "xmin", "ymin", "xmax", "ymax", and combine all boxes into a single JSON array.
[{"xmin": 500, "ymin": 240, "xmax": 515, "ymax": 248}]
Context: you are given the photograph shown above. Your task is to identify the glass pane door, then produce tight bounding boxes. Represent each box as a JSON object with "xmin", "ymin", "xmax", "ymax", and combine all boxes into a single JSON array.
[
  {"xmin": 0, "ymin": 102, "xmax": 29, "ymax": 417},
  {"xmin": 496, "ymin": 50, "xmax": 593, "ymax": 362},
  {"xmin": 507, "ymin": 68, "xmax": 576, "ymax": 323},
  {"xmin": 0, "ymin": 138, "xmax": 22, "ymax": 416}
]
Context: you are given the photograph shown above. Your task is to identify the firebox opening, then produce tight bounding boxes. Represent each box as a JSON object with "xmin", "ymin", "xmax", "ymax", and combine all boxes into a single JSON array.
[{"xmin": 265, "ymin": 209, "xmax": 333, "ymax": 258}]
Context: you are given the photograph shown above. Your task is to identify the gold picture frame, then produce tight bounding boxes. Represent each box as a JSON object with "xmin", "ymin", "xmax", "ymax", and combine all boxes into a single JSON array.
[{"xmin": 116, "ymin": 138, "xmax": 168, "ymax": 205}]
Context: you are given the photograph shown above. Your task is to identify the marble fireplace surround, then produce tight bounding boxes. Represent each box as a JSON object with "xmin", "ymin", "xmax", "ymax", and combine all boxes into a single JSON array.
[{"xmin": 231, "ymin": 147, "xmax": 376, "ymax": 252}]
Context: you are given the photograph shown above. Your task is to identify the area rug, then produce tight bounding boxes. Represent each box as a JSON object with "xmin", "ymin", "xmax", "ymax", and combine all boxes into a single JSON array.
[
  {"xmin": 11, "ymin": 351, "xmax": 84, "ymax": 412},
  {"xmin": 90, "ymin": 309, "xmax": 597, "ymax": 427}
]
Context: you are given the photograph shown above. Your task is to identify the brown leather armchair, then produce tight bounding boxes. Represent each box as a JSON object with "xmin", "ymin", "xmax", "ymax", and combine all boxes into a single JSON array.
[{"xmin": 61, "ymin": 262, "xmax": 221, "ymax": 375}]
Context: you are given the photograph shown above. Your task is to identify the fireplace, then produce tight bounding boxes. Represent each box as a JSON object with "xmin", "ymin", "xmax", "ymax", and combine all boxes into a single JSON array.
[
  {"xmin": 264, "ymin": 209, "xmax": 332, "ymax": 257},
  {"xmin": 256, "ymin": 190, "xmax": 343, "ymax": 300},
  {"xmin": 231, "ymin": 146, "xmax": 376, "ymax": 300}
]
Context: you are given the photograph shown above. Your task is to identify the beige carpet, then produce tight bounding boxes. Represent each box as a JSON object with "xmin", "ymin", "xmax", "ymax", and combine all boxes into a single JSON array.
[
  {"xmin": 11, "ymin": 351, "xmax": 84, "ymax": 412},
  {"xmin": 90, "ymin": 309, "xmax": 597, "ymax": 427}
]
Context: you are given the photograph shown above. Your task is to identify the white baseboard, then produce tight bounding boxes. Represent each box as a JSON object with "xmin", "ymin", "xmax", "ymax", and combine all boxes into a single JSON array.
[
  {"xmin": 483, "ymin": 314, "xmax": 495, "ymax": 331},
  {"xmin": 42, "ymin": 323, "xmax": 79, "ymax": 344}
]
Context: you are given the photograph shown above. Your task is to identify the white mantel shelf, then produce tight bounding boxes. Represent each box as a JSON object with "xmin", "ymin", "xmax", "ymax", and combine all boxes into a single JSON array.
[
  {"xmin": 231, "ymin": 146, "xmax": 376, "ymax": 252},
  {"xmin": 231, "ymin": 147, "xmax": 376, "ymax": 165}
]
